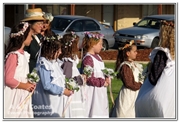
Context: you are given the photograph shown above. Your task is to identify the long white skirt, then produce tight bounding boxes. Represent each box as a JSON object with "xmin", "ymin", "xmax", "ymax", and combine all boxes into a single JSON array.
[{"xmin": 135, "ymin": 64, "xmax": 175, "ymax": 118}]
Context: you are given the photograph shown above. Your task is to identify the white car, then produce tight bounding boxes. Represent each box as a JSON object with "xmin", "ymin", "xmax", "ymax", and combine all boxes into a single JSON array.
[
  {"xmin": 113, "ymin": 14, "xmax": 174, "ymax": 48},
  {"xmin": 4, "ymin": 26, "xmax": 11, "ymax": 48},
  {"xmin": 51, "ymin": 15, "xmax": 115, "ymax": 50}
]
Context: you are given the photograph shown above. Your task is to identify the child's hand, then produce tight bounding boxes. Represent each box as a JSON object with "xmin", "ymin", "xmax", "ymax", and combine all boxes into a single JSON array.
[
  {"xmin": 26, "ymin": 82, "xmax": 36, "ymax": 92},
  {"xmin": 81, "ymin": 74, "xmax": 87, "ymax": 84},
  {"xmin": 104, "ymin": 81, "xmax": 109, "ymax": 87},
  {"xmin": 105, "ymin": 77, "xmax": 111, "ymax": 85},
  {"xmin": 64, "ymin": 88, "xmax": 74, "ymax": 97}
]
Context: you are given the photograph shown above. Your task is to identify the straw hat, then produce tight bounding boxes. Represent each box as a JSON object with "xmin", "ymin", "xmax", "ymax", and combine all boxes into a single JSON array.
[{"xmin": 21, "ymin": 8, "xmax": 45, "ymax": 22}]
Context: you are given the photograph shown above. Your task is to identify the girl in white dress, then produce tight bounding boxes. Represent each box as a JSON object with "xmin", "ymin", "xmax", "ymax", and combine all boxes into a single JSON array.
[
  {"xmin": 110, "ymin": 40, "xmax": 144, "ymax": 118},
  {"xmin": 4, "ymin": 22, "xmax": 36, "ymax": 118},
  {"xmin": 60, "ymin": 32, "xmax": 86, "ymax": 118},
  {"xmin": 81, "ymin": 32, "xmax": 111, "ymax": 118},
  {"xmin": 135, "ymin": 20, "xmax": 175, "ymax": 118}
]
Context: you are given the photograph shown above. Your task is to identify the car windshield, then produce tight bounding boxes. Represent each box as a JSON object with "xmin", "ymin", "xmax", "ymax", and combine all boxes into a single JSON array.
[
  {"xmin": 134, "ymin": 18, "xmax": 161, "ymax": 29},
  {"xmin": 51, "ymin": 17, "xmax": 73, "ymax": 31}
]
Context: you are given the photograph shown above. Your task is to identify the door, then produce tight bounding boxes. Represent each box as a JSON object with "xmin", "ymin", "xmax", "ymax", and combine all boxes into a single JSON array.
[{"xmin": 103, "ymin": 5, "xmax": 114, "ymax": 27}]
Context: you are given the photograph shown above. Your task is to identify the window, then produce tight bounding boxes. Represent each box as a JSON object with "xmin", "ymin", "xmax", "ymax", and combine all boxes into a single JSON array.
[
  {"xmin": 136, "ymin": 18, "xmax": 161, "ymax": 29},
  {"xmin": 68, "ymin": 20, "xmax": 83, "ymax": 32},
  {"xmin": 51, "ymin": 17, "xmax": 72, "ymax": 31},
  {"xmin": 83, "ymin": 20, "xmax": 100, "ymax": 31}
]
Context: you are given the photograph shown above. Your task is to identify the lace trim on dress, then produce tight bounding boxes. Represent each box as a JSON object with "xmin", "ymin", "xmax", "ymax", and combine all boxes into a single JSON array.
[
  {"xmin": 5, "ymin": 51, "xmax": 30, "ymax": 65},
  {"xmin": 38, "ymin": 57, "xmax": 64, "ymax": 78}
]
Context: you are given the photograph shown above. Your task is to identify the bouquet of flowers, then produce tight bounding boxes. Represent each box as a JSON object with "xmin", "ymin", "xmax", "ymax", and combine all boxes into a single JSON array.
[
  {"xmin": 101, "ymin": 68, "xmax": 117, "ymax": 79},
  {"xmin": 135, "ymin": 63, "xmax": 145, "ymax": 83},
  {"xmin": 27, "ymin": 68, "xmax": 40, "ymax": 83},
  {"xmin": 65, "ymin": 78, "xmax": 79, "ymax": 92},
  {"xmin": 139, "ymin": 73, "xmax": 145, "ymax": 82},
  {"xmin": 83, "ymin": 65, "xmax": 94, "ymax": 77}
]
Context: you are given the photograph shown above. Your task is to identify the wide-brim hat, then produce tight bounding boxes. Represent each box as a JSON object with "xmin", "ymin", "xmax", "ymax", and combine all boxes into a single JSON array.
[{"xmin": 21, "ymin": 8, "xmax": 45, "ymax": 22}]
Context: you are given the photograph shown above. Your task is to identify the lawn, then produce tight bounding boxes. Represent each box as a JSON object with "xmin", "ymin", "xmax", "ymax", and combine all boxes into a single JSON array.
[{"xmin": 78, "ymin": 61, "xmax": 148, "ymax": 112}]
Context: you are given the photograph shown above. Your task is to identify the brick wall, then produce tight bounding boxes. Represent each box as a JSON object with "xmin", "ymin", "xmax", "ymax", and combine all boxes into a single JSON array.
[{"xmin": 115, "ymin": 5, "xmax": 141, "ymax": 30}]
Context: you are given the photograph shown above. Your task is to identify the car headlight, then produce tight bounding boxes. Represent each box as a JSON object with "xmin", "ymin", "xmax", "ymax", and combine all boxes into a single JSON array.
[
  {"xmin": 135, "ymin": 35, "xmax": 148, "ymax": 39},
  {"xmin": 113, "ymin": 32, "xmax": 119, "ymax": 37}
]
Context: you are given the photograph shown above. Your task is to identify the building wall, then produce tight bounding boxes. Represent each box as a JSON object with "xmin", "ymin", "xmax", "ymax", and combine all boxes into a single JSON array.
[
  {"xmin": 162, "ymin": 5, "xmax": 175, "ymax": 14},
  {"xmin": 4, "ymin": 5, "xmax": 15, "ymax": 27},
  {"xmin": 35, "ymin": 5, "xmax": 69, "ymax": 15},
  {"xmin": 142, "ymin": 5, "xmax": 158, "ymax": 17},
  {"xmin": 75, "ymin": 5, "xmax": 102, "ymax": 21},
  {"xmin": 115, "ymin": 4, "xmax": 175, "ymax": 30},
  {"xmin": 115, "ymin": 5, "xmax": 141, "ymax": 30},
  {"xmin": 4, "ymin": 4, "xmax": 175, "ymax": 30}
]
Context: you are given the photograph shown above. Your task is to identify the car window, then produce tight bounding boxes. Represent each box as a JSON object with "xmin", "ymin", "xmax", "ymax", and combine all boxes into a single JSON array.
[
  {"xmin": 135, "ymin": 18, "xmax": 161, "ymax": 29},
  {"xmin": 101, "ymin": 24, "xmax": 111, "ymax": 29},
  {"xmin": 83, "ymin": 20, "xmax": 100, "ymax": 31},
  {"xmin": 68, "ymin": 20, "xmax": 83, "ymax": 32},
  {"xmin": 51, "ymin": 17, "xmax": 72, "ymax": 31}
]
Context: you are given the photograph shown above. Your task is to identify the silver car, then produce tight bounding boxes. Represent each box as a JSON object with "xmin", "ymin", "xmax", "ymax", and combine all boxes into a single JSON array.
[
  {"xmin": 51, "ymin": 15, "xmax": 115, "ymax": 50},
  {"xmin": 113, "ymin": 14, "xmax": 174, "ymax": 48},
  {"xmin": 4, "ymin": 26, "xmax": 11, "ymax": 48}
]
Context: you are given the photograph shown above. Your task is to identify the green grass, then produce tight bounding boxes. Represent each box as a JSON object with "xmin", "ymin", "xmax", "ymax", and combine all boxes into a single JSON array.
[{"xmin": 78, "ymin": 61, "xmax": 147, "ymax": 111}]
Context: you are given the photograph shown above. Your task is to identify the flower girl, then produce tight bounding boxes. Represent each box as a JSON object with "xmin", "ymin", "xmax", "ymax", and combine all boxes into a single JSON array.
[
  {"xmin": 32, "ymin": 35, "xmax": 73, "ymax": 117},
  {"xmin": 4, "ymin": 22, "xmax": 36, "ymax": 118},
  {"xmin": 110, "ymin": 40, "xmax": 144, "ymax": 118}
]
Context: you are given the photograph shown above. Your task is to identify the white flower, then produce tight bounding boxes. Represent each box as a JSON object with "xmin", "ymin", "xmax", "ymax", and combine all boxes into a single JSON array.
[
  {"xmin": 135, "ymin": 63, "xmax": 145, "ymax": 83},
  {"xmin": 27, "ymin": 68, "xmax": 40, "ymax": 83},
  {"xmin": 83, "ymin": 65, "xmax": 93, "ymax": 77},
  {"xmin": 65, "ymin": 78, "xmax": 79, "ymax": 92},
  {"xmin": 101, "ymin": 68, "xmax": 117, "ymax": 79},
  {"xmin": 138, "ymin": 72, "xmax": 145, "ymax": 84}
]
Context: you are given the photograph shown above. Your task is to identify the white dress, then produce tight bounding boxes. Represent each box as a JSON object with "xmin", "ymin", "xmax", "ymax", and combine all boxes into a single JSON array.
[
  {"xmin": 83, "ymin": 53, "xmax": 109, "ymax": 118},
  {"xmin": 62, "ymin": 55, "xmax": 86, "ymax": 118},
  {"xmin": 111, "ymin": 61, "xmax": 143, "ymax": 118},
  {"xmin": 135, "ymin": 47, "xmax": 175, "ymax": 118},
  {"xmin": 4, "ymin": 51, "xmax": 34, "ymax": 118}
]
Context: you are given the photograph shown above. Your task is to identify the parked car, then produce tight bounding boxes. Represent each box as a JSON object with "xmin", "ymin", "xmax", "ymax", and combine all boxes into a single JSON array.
[
  {"xmin": 113, "ymin": 14, "xmax": 174, "ymax": 48},
  {"xmin": 4, "ymin": 26, "xmax": 11, "ymax": 48},
  {"xmin": 51, "ymin": 15, "xmax": 115, "ymax": 50}
]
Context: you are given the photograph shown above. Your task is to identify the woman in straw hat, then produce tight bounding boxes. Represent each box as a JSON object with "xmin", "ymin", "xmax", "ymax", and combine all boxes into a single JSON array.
[{"xmin": 22, "ymin": 8, "xmax": 45, "ymax": 73}]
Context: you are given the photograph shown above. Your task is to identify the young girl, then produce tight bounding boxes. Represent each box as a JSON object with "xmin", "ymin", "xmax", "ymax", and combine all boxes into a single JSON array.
[
  {"xmin": 32, "ymin": 35, "xmax": 73, "ymax": 117},
  {"xmin": 4, "ymin": 22, "xmax": 36, "ymax": 118},
  {"xmin": 135, "ymin": 20, "xmax": 175, "ymax": 118},
  {"xmin": 60, "ymin": 32, "xmax": 86, "ymax": 117},
  {"xmin": 81, "ymin": 32, "xmax": 110, "ymax": 118},
  {"xmin": 110, "ymin": 40, "xmax": 143, "ymax": 118}
]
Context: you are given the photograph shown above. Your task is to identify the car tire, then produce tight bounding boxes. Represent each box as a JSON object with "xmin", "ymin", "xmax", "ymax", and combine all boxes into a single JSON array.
[
  {"xmin": 151, "ymin": 37, "xmax": 159, "ymax": 49},
  {"xmin": 102, "ymin": 39, "xmax": 108, "ymax": 51}
]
